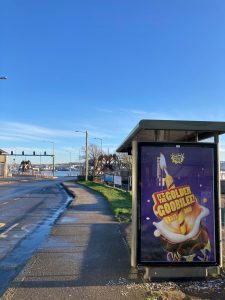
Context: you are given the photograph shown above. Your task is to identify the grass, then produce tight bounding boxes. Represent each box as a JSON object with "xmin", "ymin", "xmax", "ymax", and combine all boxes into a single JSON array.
[{"xmin": 77, "ymin": 181, "xmax": 132, "ymax": 222}]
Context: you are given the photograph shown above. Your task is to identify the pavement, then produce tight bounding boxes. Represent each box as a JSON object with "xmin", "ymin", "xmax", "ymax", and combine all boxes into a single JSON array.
[
  {"xmin": 2, "ymin": 181, "xmax": 225, "ymax": 300},
  {"xmin": 0, "ymin": 181, "xmax": 147, "ymax": 300}
]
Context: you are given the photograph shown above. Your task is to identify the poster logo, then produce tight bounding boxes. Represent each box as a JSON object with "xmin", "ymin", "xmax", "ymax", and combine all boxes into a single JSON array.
[{"xmin": 171, "ymin": 153, "xmax": 184, "ymax": 164}]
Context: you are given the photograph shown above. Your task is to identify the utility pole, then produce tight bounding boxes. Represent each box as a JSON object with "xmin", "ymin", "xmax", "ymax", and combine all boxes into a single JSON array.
[
  {"xmin": 85, "ymin": 130, "xmax": 88, "ymax": 181},
  {"xmin": 52, "ymin": 142, "xmax": 55, "ymax": 177},
  {"xmin": 75, "ymin": 130, "xmax": 89, "ymax": 181},
  {"xmin": 43, "ymin": 140, "xmax": 55, "ymax": 177}
]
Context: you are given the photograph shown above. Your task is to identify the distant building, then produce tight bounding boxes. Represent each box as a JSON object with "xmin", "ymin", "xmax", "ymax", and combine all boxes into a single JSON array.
[
  {"xmin": 0, "ymin": 149, "xmax": 8, "ymax": 177},
  {"xmin": 221, "ymin": 161, "xmax": 225, "ymax": 171}
]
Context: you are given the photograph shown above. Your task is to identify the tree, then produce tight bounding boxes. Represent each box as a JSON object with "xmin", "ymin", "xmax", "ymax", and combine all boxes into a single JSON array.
[
  {"xmin": 19, "ymin": 160, "xmax": 32, "ymax": 173},
  {"xmin": 81, "ymin": 145, "xmax": 132, "ymax": 177},
  {"xmin": 100, "ymin": 154, "xmax": 118, "ymax": 173},
  {"xmin": 88, "ymin": 143, "xmax": 102, "ymax": 177},
  {"xmin": 116, "ymin": 153, "xmax": 132, "ymax": 175}
]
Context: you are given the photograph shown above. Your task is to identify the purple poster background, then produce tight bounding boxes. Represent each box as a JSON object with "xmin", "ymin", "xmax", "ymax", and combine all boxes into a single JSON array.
[{"xmin": 139, "ymin": 143, "xmax": 218, "ymax": 264}]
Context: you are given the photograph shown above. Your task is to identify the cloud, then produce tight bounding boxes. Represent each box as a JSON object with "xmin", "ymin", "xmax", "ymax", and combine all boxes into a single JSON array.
[
  {"xmin": 0, "ymin": 121, "xmax": 76, "ymax": 142},
  {"xmin": 119, "ymin": 109, "xmax": 172, "ymax": 120},
  {"xmin": 130, "ymin": 109, "xmax": 148, "ymax": 115}
]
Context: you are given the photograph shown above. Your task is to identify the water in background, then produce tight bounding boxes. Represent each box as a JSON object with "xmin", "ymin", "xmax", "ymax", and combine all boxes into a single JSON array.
[{"xmin": 41, "ymin": 170, "xmax": 79, "ymax": 177}]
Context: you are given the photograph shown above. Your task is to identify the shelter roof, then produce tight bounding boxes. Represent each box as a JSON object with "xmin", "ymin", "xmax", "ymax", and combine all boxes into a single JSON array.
[
  {"xmin": 0, "ymin": 149, "xmax": 8, "ymax": 155},
  {"xmin": 117, "ymin": 119, "xmax": 225, "ymax": 153}
]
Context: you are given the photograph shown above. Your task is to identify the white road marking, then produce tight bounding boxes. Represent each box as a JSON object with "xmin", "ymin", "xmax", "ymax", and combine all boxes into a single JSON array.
[
  {"xmin": 0, "ymin": 223, "xmax": 19, "ymax": 238},
  {"xmin": 0, "ymin": 202, "xmax": 8, "ymax": 205},
  {"xmin": 21, "ymin": 225, "xmax": 31, "ymax": 233},
  {"xmin": 14, "ymin": 198, "xmax": 19, "ymax": 201}
]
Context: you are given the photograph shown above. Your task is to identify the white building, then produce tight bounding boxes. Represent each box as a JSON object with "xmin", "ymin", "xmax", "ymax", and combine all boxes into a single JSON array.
[{"xmin": 0, "ymin": 149, "xmax": 8, "ymax": 177}]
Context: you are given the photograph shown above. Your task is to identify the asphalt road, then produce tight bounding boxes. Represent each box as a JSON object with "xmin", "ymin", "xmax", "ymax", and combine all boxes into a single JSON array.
[{"xmin": 0, "ymin": 177, "xmax": 75, "ymax": 296}]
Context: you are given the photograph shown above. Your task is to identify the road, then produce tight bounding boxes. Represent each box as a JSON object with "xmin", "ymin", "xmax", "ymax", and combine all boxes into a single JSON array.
[{"xmin": 0, "ymin": 177, "xmax": 74, "ymax": 296}]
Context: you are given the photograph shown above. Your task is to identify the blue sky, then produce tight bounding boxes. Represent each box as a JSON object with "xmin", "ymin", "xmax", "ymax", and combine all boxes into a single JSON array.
[{"xmin": 1, "ymin": 0, "xmax": 225, "ymax": 163}]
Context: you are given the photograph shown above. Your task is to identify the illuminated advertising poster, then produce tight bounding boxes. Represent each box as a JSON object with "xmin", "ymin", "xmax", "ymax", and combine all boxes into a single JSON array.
[{"xmin": 138, "ymin": 143, "xmax": 219, "ymax": 265}]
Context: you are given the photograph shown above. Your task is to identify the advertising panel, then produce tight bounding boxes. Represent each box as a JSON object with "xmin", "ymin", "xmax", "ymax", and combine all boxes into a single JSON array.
[{"xmin": 138, "ymin": 143, "xmax": 219, "ymax": 266}]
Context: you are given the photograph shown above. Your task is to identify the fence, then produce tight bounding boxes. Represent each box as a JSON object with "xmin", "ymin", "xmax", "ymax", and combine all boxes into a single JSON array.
[{"xmin": 99, "ymin": 173, "xmax": 132, "ymax": 191}]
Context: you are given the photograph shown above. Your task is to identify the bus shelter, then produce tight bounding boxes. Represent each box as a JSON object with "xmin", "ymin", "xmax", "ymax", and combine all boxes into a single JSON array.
[{"xmin": 117, "ymin": 120, "xmax": 225, "ymax": 279}]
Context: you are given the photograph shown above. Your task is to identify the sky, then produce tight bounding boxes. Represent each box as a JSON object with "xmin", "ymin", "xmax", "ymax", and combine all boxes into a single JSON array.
[{"xmin": 1, "ymin": 0, "xmax": 225, "ymax": 164}]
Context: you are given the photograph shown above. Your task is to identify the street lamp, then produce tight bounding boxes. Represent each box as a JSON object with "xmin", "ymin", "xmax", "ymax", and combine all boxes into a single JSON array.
[
  {"xmin": 43, "ymin": 140, "xmax": 55, "ymax": 176},
  {"xmin": 65, "ymin": 150, "xmax": 72, "ymax": 176},
  {"xmin": 93, "ymin": 137, "xmax": 103, "ymax": 155},
  {"xmin": 75, "ymin": 130, "xmax": 88, "ymax": 181}
]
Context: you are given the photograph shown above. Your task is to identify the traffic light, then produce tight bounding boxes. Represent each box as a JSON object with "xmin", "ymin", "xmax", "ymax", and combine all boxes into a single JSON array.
[
  {"xmin": 22, "ymin": 151, "xmax": 24, "ymax": 155},
  {"xmin": 11, "ymin": 151, "xmax": 13, "ymax": 155},
  {"xmin": 33, "ymin": 151, "xmax": 35, "ymax": 155}
]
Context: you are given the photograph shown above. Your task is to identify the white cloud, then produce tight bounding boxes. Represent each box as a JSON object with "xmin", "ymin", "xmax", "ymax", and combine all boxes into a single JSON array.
[
  {"xmin": 119, "ymin": 109, "xmax": 172, "ymax": 120},
  {"xmin": 0, "ymin": 121, "xmax": 74, "ymax": 140},
  {"xmin": 0, "ymin": 121, "xmax": 115, "ymax": 143},
  {"xmin": 130, "ymin": 109, "xmax": 148, "ymax": 115}
]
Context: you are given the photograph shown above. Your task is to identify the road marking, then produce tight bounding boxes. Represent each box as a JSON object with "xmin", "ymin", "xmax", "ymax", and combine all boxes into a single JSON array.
[
  {"xmin": 14, "ymin": 198, "xmax": 19, "ymax": 201},
  {"xmin": 21, "ymin": 225, "xmax": 31, "ymax": 233},
  {"xmin": 0, "ymin": 223, "xmax": 6, "ymax": 228},
  {"xmin": 0, "ymin": 202, "xmax": 8, "ymax": 205},
  {"xmin": 0, "ymin": 223, "xmax": 19, "ymax": 238}
]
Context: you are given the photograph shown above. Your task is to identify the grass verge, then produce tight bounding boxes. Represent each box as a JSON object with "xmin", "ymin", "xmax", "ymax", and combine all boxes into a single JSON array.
[{"xmin": 77, "ymin": 181, "xmax": 131, "ymax": 222}]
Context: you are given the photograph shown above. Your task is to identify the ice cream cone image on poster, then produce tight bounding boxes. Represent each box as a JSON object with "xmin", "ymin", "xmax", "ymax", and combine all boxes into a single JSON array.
[
  {"xmin": 152, "ymin": 153, "xmax": 211, "ymax": 262},
  {"xmin": 159, "ymin": 153, "xmax": 187, "ymax": 235}
]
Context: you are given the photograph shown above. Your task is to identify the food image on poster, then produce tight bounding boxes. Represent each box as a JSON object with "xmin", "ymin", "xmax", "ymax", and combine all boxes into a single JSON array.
[{"xmin": 139, "ymin": 143, "xmax": 218, "ymax": 265}]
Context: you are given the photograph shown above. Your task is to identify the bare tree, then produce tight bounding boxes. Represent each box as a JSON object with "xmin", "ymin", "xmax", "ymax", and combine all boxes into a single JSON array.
[
  {"xmin": 86, "ymin": 144, "xmax": 102, "ymax": 177},
  {"xmin": 116, "ymin": 153, "xmax": 132, "ymax": 174},
  {"xmin": 101, "ymin": 154, "xmax": 118, "ymax": 173},
  {"xmin": 19, "ymin": 160, "xmax": 32, "ymax": 173},
  {"xmin": 81, "ymin": 145, "xmax": 131, "ymax": 177}
]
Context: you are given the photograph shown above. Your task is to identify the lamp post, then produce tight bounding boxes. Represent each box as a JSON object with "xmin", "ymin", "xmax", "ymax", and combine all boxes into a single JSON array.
[
  {"xmin": 93, "ymin": 137, "xmax": 103, "ymax": 155},
  {"xmin": 43, "ymin": 140, "xmax": 55, "ymax": 176},
  {"xmin": 66, "ymin": 151, "xmax": 72, "ymax": 176},
  {"xmin": 75, "ymin": 130, "xmax": 88, "ymax": 181},
  {"xmin": 49, "ymin": 142, "xmax": 55, "ymax": 177}
]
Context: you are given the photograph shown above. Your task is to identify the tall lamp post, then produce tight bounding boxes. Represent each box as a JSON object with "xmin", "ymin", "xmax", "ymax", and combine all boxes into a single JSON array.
[
  {"xmin": 65, "ymin": 150, "xmax": 72, "ymax": 176},
  {"xmin": 93, "ymin": 137, "xmax": 103, "ymax": 155},
  {"xmin": 43, "ymin": 140, "xmax": 55, "ymax": 176},
  {"xmin": 51, "ymin": 142, "xmax": 55, "ymax": 177},
  {"xmin": 75, "ymin": 130, "xmax": 88, "ymax": 181}
]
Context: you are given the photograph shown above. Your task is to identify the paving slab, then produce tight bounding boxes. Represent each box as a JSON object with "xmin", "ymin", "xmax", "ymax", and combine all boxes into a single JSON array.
[
  {"xmin": 3, "ymin": 181, "xmax": 225, "ymax": 300},
  {"xmin": 1, "ymin": 182, "xmax": 145, "ymax": 300}
]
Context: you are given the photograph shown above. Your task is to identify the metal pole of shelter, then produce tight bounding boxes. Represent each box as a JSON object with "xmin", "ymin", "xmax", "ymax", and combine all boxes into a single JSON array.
[
  {"xmin": 214, "ymin": 133, "xmax": 223, "ymax": 270},
  {"xmin": 131, "ymin": 140, "xmax": 138, "ymax": 267},
  {"xmin": 85, "ymin": 130, "xmax": 88, "ymax": 181}
]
